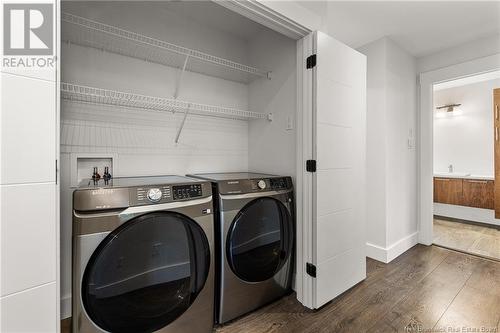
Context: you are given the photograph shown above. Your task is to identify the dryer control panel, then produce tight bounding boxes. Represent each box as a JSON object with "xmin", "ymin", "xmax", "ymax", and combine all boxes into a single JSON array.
[
  {"xmin": 269, "ymin": 177, "xmax": 289, "ymax": 190},
  {"xmin": 218, "ymin": 176, "xmax": 293, "ymax": 195}
]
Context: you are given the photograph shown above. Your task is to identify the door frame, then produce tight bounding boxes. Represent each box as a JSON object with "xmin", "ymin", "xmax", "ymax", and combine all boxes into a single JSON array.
[
  {"xmin": 295, "ymin": 33, "xmax": 315, "ymax": 308},
  {"xmin": 214, "ymin": 1, "xmax": 312, "ymax": 40},
  {"xmin": 418, "ymin": 54, "xmax": 500, "ymax": 245}
]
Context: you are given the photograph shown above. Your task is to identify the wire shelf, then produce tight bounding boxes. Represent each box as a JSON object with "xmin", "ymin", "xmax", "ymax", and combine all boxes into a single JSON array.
[
  {"xmin": 61, "ymin": 82, "xmax": 268, "ymax": 121},
  {"xmin": 61, "ymin": 12, "xmax": 271, "ymax": 83}
]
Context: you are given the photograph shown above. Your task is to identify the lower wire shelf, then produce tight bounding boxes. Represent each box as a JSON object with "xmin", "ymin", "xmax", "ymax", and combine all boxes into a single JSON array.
[{"xmin": 60, "ymin": 82, "xmax": 270, "ymax": 121}]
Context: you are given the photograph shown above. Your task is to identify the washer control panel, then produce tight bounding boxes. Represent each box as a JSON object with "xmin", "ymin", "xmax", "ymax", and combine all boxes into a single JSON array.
[
  {"xmin": 74, "ymin": 179, "xmax": 211, "ymax": 211},
  {"xmin": 133, "ymin": 183, "xmax": 206, "ymax": 205},
  {"xmin": 136, "ymin": 185, "xmax": 172, "ymax": 204},
  {"xmin": 173, "ymin": 184, "xmax": 203, "ymax": 200}
]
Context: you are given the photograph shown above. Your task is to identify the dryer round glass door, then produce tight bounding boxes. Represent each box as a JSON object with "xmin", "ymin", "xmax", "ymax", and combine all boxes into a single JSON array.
[
  {"xmin": 226, "ymin": 197, "xmax": 293, "ymax": 282},
  {"xmin": 81, "ymin": 212, "xmax": 210, "ymax": 333}
]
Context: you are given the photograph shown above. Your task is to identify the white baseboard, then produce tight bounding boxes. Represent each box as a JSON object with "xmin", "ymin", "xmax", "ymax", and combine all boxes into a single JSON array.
[
  {"xmin": 365, "ymin": 242, "xmax": 387, "ymax": 263},
  {"xmin": 434, "ymin": 203, "xmax": 500, "ymax": 226},
  {"xmin": 366, "ymin": 232, "xmax": 419, "ymax": 263},
  {"xmin": 386, "ymin": 232, "xmax": 419, "ymax": 262},
  {"xmin": 61, "ymin": 294, "xmax": 71, "ymax": 320}
]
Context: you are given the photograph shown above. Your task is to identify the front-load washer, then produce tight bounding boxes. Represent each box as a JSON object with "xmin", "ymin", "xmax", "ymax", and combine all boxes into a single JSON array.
[
  {"xmin": 187, "ymin": 172, "xmax": 294, "ymax": 324},
  {"xmin": 72, "ymin": 176, "xmax": 214, "ymax": 333}
]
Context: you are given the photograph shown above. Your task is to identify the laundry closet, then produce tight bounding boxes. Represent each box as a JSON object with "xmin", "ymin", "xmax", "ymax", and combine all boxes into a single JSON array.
[
  {"xmin": 59, "ymin": 0, "xmax": 366, "ymax": 323},
  {"xmin": 59, "ymin": 1, "xmax": 296, "ymax": 316}
]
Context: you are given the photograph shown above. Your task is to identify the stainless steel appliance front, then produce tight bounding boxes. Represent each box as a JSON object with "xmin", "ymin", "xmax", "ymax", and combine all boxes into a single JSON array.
[
  {"xmin": 72, "ymin": 176, "xmax": 214, "ymax": 333},
  {"xmin": 187, "ymin": 173, "xmax": 294, "ymax": 324}
]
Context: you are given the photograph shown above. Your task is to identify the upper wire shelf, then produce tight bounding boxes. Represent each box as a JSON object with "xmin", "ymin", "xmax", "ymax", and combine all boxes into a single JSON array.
[
  {"xmin": 61, "ymin": 82, "xmax": 269, "ymax": 121},
  {"xmin": 61, "ymin": 12, "xmax": 271, "ymax": 84}
]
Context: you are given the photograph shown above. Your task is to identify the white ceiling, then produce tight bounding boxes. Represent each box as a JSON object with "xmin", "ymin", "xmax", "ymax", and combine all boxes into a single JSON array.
[{"xmin": 300, "ymin": 1, "xmax": 500, "ymax": 58}]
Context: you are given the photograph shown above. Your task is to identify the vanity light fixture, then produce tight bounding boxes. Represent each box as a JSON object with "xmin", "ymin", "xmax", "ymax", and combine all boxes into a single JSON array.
[{"xmin": 436, "ymin": 103, "xmax": 461, "ymax": 112}]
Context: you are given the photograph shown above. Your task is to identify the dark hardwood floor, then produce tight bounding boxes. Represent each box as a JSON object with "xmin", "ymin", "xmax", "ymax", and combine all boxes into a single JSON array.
[
  {"xmin": 216, "ymin": 245, "xmax": 500, "ymax": 333},
  {"xmin": 62, "ymin": 245, "xmax": 500, "ymax": 333}
]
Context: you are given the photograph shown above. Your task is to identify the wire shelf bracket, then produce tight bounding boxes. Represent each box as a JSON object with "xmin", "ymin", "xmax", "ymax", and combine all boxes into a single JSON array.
[
  {"xmin": 174, "ymin": 54, "xmax": 190, "ymax": 101},
  {"xmin": 174, "ymin": 104, "xmax": 191, "ymax": 144}
]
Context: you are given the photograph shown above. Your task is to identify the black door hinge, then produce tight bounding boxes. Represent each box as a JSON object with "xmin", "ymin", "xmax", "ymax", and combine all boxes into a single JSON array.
[
  {"xmin": 306, "ymin": 263, "xmax": 317, "ymax": 278},
  {"xmin": 306, "ymin": 160, "xmax": 316, "ymax": 172},
  {"xmin": 306, "ymin": 54, "xmax": 317, "ymax": 69}
]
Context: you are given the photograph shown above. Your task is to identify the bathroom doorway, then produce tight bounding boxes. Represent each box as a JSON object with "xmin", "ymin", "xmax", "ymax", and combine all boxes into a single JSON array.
[{"xmin": 432, "ymin": 71, "xmax": 500, "ymax": 260}]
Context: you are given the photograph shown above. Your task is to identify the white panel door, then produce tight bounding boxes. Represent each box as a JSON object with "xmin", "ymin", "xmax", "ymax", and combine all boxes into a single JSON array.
[
  {"xmin": 299, "ymin": 31, "xmax": 367, "ymax": 309},
  {"xmin": 1, "ymin": 73, "xmax": 56, "ymax": 185},
  {"xmin": 1, "ymin": 183, "xmax": 57, "ymax": 296},
  {"xmin": 1, "ymin": 282, "xmax": 57, "ymax": 333}
]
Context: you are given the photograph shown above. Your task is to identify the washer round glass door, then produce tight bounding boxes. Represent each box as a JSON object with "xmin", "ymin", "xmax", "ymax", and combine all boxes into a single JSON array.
[
  {"xmin": 226, "ymin": 197, "xmax": 293, "ymax": 283},
  {"xmin": 82, "ymin": 212, "xmax": 210, "ymax": 333}
]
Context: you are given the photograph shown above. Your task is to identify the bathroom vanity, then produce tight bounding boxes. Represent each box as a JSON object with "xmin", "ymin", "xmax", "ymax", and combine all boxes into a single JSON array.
[{"xmin": 434, "ymin": 175, "xmax": 494, "ymax": 209}]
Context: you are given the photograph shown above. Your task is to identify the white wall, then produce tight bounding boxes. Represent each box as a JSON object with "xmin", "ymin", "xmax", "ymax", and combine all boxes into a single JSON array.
[
  {"xmin": 417, "ymin": 34, "xmax": 500, "ymax": 73},
  {"xmin": 385, "ymin": 40, "xmax": 418, "ymax": 247},
  {"xmin": 434, "ymin": 78, "xmax": 500, "ymax": 176},
  {"xmin": 248, "ymin": 26, "xmax": 297, "ymax": 178},
  {"xmin": 358, "ymin": 37, "xmax": 418, "ymax": 263},
  {"xmin": 357, "ymin": 39, "xmax": 387, "ymax": 249}
]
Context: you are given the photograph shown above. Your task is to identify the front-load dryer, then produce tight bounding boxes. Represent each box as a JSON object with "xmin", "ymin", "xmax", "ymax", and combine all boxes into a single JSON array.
[
  {"xmin": 187, "ymin": 172, "xmax": 294, "ymax": 324},
  {"xmin": 72, "ymin": 176, "xmax": 214, "ymax": 333}
]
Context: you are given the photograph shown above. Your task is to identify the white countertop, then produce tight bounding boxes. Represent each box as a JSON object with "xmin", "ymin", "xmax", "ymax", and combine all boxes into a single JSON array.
[{"xmin": 434, "ymin": 173, "xmax": 494, "ymax": 181}]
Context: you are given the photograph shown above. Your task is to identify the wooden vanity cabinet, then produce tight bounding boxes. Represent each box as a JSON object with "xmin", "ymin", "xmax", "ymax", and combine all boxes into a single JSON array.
[
  {"xmin": 462, "ymin": 179, "xmax": 494, "ymax": 209},
  {"xmin": 434, "ymin": 178, "xmax": 463, "ymax": 205},
  {"xmin": 434, "ymin": 177, "xmax": 494, "ymax": 209}
]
